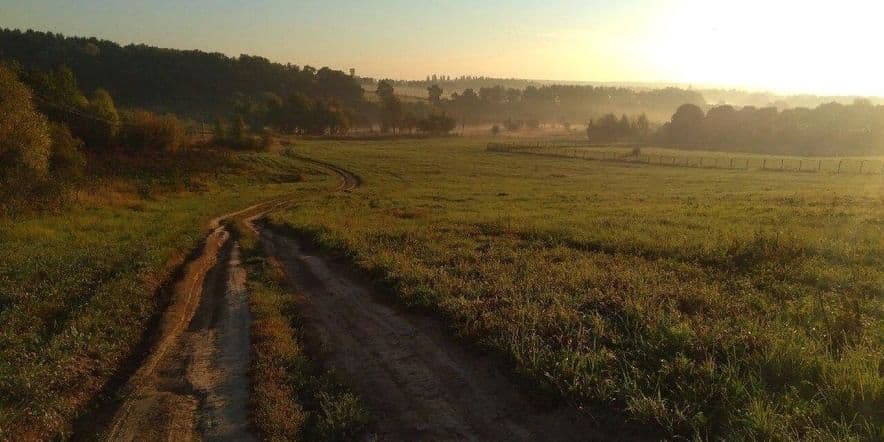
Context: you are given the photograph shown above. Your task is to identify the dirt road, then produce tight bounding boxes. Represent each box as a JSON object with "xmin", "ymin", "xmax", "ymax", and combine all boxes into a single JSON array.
[
  {"xmin": 94, "ymin": 154, "xmax": 631, "ymax": 441},
  {"xmin": 259, "ymin": 227, "xmax": 614, "ymax": 441},
  {"xmin": 98, "ymin": 202, "xmax": 282, "ymax": 441},
  {"xmin": 256, "ymin": 157, "xmax": 626, "ymax": 441}
]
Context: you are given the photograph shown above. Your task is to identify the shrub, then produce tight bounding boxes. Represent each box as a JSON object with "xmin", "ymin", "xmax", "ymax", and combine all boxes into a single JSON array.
[
  {"xmin": 48, "ymin": 123, "xmax": 86, "ymax": 182},
  {"xmin": 491, "ymin": 124, "xmax": 501, "ymax": 136},
  {"xmin": 120, "ymin": 111, "xmax": 185, "ymax": 152},
  {"xmin": 79, "ymin": 88, "xmax": 120, "ymax": 148},
  {"xmin": 0, "ymin": 64, "xmax": 51, "ymax": 189}
]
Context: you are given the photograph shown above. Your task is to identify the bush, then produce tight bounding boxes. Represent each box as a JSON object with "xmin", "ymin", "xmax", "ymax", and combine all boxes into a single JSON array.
[
  {"xmin": 0, "ymin": 64, "xmax": 51, "ymax": 188},
  {"xmin": 48, "ymin": 123, "xmax": 86, "ymax": 182},
  {"xmin": 79, "ymin": 88, "xmax": 120, "ymax": 148},
  {"xmin": 120, "ymin": 111, "xmax": 185, "ymax": 151}
]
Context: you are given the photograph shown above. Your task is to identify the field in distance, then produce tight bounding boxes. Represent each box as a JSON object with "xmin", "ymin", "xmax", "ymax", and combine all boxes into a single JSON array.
[{"xmin": 268, "ymin": 137, "xmax": 882, "ymax": 440}]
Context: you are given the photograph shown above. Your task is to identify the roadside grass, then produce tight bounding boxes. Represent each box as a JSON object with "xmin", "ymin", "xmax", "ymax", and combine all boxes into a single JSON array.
[
  {"xmin": 268, "ymin": 138, "xmax": 883, "ymax": 440},
  {"xmin": 0, "ymin": 150, "xmax": 305, "ymax": 439},
  {"xmin": 232, "ymin": 218, "xmax": 370, "ymax": 441}
]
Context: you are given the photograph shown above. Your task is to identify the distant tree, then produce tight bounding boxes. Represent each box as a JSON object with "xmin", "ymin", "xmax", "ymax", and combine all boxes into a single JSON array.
[
  {"xmin": 427, "ymin": 84, "xmax": 443, "ymax": 106},
  {"xmin": 491, "ymin": 124, "xmax": 500, "ymax": 136},
  {"xmin": 376, "ymin": 80, "xmax": 395, "ymax": 102},
  {"xmin": 416, "ymin": 113, "xmax": 457, "ymax": 135},
  {"xmin": 635, "ymin": 113, "xmax": 650, "ymax": 140},
  {"xmin": 377, "ymin": 80, "xmax": 402, "ymax": 133},
  {"xmin": 315, "ymin": 67, "xmax": 363, "ymax": 107},
  {"xmin": 586, "ymin": 113, "xmax": 647, "ymax": 142},
  {"xmin": 450, "ymin": 88, "xmax": 481, "ymax": 131},
  {"xmin": 668, "ymin": 103, "xmax": 705, "ymax": 144}
]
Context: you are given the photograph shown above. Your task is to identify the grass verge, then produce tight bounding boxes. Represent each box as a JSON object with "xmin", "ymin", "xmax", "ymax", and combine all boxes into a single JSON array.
[{"xmin": 0, "ymin": 150, "xmax": 304, "ymax": 439}]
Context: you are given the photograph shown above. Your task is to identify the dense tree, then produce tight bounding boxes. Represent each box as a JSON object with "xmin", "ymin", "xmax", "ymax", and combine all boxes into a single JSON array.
[
  {"xmin": 0, "ymin": 28, "xmax": 366, "ymax": 120},
  {"xmin": 377, "ymin": 80, "xmax": 402, "ymax": 133},
  {"xmin": 657, "ymin": 101, "xmax": 884, "ymax": 155},
  {"xmin": 0, "ymin": 64, "xmax": 51, "ymax": 187},
  {"xmin": 586, "ymin": 113, "xmax": 650, "ymax": 142}
]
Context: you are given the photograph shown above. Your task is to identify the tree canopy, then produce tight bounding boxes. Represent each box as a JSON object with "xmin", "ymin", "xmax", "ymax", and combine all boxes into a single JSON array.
[{"xmin": 0, "ymin": 28, "xmax": 364, "ymax": 120}]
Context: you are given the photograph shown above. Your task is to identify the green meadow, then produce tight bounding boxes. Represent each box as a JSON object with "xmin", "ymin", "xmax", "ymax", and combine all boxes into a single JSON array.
[{"xmin": 268, "ymin": 138, "xmax": 883, "ymax": 439}]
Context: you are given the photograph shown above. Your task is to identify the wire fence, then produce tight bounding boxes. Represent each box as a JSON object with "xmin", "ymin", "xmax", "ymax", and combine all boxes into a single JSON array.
[{"xmin": 487, "ymin": 142, "xmax": 884, "ymax": 175}]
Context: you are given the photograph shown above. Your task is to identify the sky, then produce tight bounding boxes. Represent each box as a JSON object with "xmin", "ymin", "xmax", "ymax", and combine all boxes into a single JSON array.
[{"xmin": 3, "ymin": 0, "xmax": 883, "ymax": 96}]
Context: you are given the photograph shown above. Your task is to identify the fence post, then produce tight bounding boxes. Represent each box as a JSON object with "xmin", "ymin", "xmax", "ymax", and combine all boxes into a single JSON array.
[
  {"xmin": 780, "ymin": 159, "xmax": 784, "ymax": 170},
  {"xmin": 859, "ymin": 160, "xmax": 865, "ymax": 174},
  {"xmin": 837, "ymin": 159, "xmax": 844, "ymax": 174},
  {"xmin": 818, "ymin": 159, "xmax": 822, "ymax": 172},
  {"xmin": 763, "ymin": 159, "xmax": 767, "ymax": 170}
]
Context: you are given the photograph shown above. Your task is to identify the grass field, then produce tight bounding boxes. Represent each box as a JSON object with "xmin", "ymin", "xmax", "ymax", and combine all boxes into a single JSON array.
[
  {"xmin": 267, "ymin": 138, "xmax": 883, "ymax": 439},
  {"xmin": 0, "ymin": 150, "xmax": 309, "ymax": 438}
]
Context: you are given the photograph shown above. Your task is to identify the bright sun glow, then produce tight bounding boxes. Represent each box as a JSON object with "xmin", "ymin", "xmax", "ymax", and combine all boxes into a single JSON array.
[{"xmin": 641, "ymin": 0, "xmax": 884, "ymax": 96}]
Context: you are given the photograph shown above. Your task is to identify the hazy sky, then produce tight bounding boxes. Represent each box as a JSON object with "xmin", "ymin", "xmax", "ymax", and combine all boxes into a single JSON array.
[{"xmin": 3, "ymin": 0, "xmax": 883, "ymax": 96}]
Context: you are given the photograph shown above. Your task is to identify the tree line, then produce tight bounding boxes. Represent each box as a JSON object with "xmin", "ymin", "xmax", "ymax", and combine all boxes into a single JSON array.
[
  {"xmin": 655, "ymin": 102, "xmax": 884, "ymax": 156},
  {"xmin": 0, "ymin": 28, "xmax": 364, "ymax": 120}
]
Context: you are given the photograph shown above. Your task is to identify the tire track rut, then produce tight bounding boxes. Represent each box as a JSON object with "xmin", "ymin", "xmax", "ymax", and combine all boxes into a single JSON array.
[
  {"xmin": 258, "ymin": 156, "xmax": 629, "ymax": 441},
  {"xmin": 99, "ymin": 201, "xmax": 288, "ymax": 441},
  {"xmin": 94, "ymin": 153, "xmax": 632, "ymax": 441}
]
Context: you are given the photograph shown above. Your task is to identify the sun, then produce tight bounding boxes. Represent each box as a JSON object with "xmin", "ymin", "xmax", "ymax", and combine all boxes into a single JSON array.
[{"xmin": 643, "ymin": 0, "xmax": 884, "ymax": 96}]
